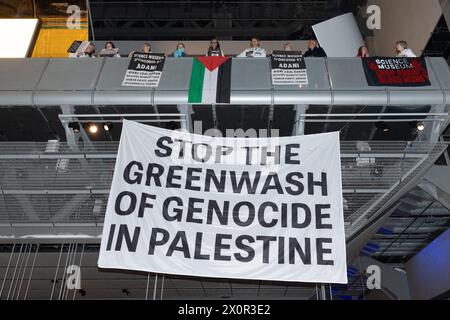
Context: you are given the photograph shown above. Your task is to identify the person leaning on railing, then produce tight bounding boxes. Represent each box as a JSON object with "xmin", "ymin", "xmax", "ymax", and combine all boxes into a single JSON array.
[
  {"xmin": 396, "ymin": 41, "xmax": 417, "ymax": 58},
  {"xmin": 357, "ymin": 45, "xmax": 370, "ymax": 58},
  {"xmin": 172, "ymin": 42, "xmax": 187, "ymax": 57}
]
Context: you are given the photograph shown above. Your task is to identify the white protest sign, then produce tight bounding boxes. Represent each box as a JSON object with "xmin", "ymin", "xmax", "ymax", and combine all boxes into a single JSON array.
[{"xmin": 98, "ymin": 120, "xmax": 347, "ymax": 284}]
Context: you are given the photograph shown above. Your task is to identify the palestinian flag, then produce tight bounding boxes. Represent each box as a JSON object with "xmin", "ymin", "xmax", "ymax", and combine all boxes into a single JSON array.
[{"xmin": 188, "ymin": 56, "xmax": 232, "ymax": 104}]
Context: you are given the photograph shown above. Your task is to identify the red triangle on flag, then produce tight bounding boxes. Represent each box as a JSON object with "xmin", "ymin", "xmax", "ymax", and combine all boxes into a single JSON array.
[{"xmin": 195, "ymin": 56, "xmax": 230, "ymax": 72}]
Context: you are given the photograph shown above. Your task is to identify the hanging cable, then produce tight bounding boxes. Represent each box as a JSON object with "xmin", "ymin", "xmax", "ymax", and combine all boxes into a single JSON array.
[
  {"xmin": 65, "ymin": 244, "xmax": 78, "ymax": 300},
  {"xmin": 358, "ymin": 256, "xmax": 366, "ymax": 300},
  {"xmin": 7, "ymin": 243, "xmax": 24, "ymax": 300},
  {"xmin": 315, "ymin": 283, "xmax": 318, "ymax": 300},
  {"xmin": 0, "ymin": 243, "xmax": 16, "ymax": 299},
  {"xmin": 24, "ymin": 244, "xmax": 39, "ymax": 300},
  {"xmin": 16, "ymin": 243, "xmax": 33, "ymax": 299},
  {"xmin": 72, "ymin": 244, "xmax": 85, "ymax": 300},
  {"xmin": 86, "ymin": 0, "xmax": 96, "ymax": 42},
  {"xmin": 145, "ymin": 273, "xmax": 150, "ymax": 300},
  {"xmin": 160, "ymin": 274, "xmax": 165, "ymax": 300},
  {"xmin": 66, "ymin": 243, "xmax": 77, "ymax": 299},
  {"xmin": 63, "ymin": 244, "xmax": 74, "ymax": 300},
  {"xmin": 59, "ymin": 243, "xmax": 73, "ymax": 300},
  {"xmin": 12, "ymin": 243, "xmax": 29, "ymax": 299},
  {"xmin": 153, "ymin": 274, "xmax": 158, "ymax": 300}
]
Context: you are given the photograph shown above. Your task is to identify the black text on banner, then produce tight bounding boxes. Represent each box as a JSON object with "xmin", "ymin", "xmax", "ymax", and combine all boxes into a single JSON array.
[
  {"xmin": 271, "ymin": 51, "xmax": 309, "ymax": 86},
  {"xmin": 98, "ymin": 120, "xmax": 347, "ymax": 284}
]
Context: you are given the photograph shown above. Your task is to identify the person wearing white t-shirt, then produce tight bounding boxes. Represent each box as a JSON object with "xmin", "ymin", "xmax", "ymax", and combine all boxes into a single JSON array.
[
  {"xmin": 237, "ymin": 37, "xmax": 267, "ymax": 58},
  {"xmin": 396, "ymin": 41, "xmax": 417, "ymax": 57}
]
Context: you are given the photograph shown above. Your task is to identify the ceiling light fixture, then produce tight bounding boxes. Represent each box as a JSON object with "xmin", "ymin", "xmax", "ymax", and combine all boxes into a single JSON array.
[
  {"xmin": 103, "ymin": 122, "xmax": 113, "ymax": 132},
  {"xmin": 87, "ymin": 123, "xmax": 98, "ymax": 134},
  {"xmin": 416, "ymin": 122, "xmax": 425, "ymax": 132}
]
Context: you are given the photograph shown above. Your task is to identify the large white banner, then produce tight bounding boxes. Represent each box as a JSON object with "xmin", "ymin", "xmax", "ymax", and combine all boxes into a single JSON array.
[{"xmin": 98, "ymin": 120, "xmax": 347, "ymax": 284}]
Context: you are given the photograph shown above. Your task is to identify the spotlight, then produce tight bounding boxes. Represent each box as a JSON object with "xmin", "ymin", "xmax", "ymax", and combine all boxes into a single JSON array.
[
  {"xmin": 87, "ymin": 123, "xmax": 98, "ymax": 134},
  {"xmin": 103, "ymin": 122, "xmax": 113, "ymax": 132},
  {"xmin": 409, "ymin": 121, "xmax": 426, "ymax": 136},
  {"xmin": 68, "ymin": 122, "xmax": 80, "ymax": 133},
  {"xmin": 416, "ymin": 122, "xmax": 425, "ymax": 132},
  {"xmin": 375, "ymin": 121, "xmax": 390, "ymax": 133}
]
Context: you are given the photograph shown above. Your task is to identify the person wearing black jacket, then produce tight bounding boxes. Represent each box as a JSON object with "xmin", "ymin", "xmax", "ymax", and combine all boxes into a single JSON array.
[{"xmin": 304, "ymin": 39, "xmax": 327, "ymax": 58}]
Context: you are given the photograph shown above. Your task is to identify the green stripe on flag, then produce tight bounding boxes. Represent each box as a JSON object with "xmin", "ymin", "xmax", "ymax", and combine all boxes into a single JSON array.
[{"xmin": 188, "ymin": 58, "xmax": 205, "ymax": 103}]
